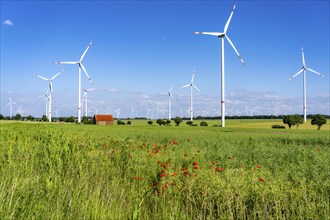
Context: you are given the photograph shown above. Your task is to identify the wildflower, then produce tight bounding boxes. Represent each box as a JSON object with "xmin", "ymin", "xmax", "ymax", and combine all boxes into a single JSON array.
[
  {"xmin": 212, "ymin": 161, "xmax": 217, "ymax": 165},
  {"xmin": 193, "ymin": 161, "xmax": 198, "ymax": 165},
  {"xmin": 160, "ymin": 173, "xmax": 166, "ymax": 177},
  {"xmin": 171, "ymin": 172, "xmax": 177, "ymax": 176},
  {"xmin": 181, "ymin": 168, "xmax": 186, "ymax": 172},
  {"xmin": 183, "ymin": 171, "xmax": 189, "ymax": 176},
  {"xmin": 197, "ymin": 150, "xmax": 200, "ymax": 153},
  {"xmin": 215, "ymin": 167, "xmax": 225, "ymax": 172},
  {"xmin": 259, "ymin": 178, "xmax": 265, "ymax": 182},
  {"xmin": 194, "ymin": 165, "xmax": 198, "ymax": 170},
  {"xmin": 129, "ymin": 153, "xmax": 132, "ymax": 157},
  {"xmin": 152, "ymin": 182, "xmax": 158, "ymax": 189},
  {"xmin": 256, "ymin": 165, "xmax": 261, "ymax": 169},
  {"xmin": 134, "ymin": 177, "xmax": 143, "ymax": 181}
]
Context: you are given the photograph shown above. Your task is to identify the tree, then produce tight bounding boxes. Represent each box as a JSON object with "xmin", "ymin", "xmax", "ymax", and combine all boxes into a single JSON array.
[
  {"xmin": 127, "ymin": 120, "xmax": 132, "ymax": 125},
  {"xmin": 165, "ymin": 120, "xmax": 171, "ymax": 126},
  {"xmin": 26, "ymin": 115, "xmax": 34, "ymax": 121},
  {"xmin": 311, "ymin": 114, "xmax": 327, "ymax": 130},
  {"xmin": 156, "ymin": 119, "xmax": 165, "ymax": 126},
  {"xmin": 147, "ymin": 120, "xmax": 153, "ymax": 126},
  {"xmin": 0, "ymin": 114, "xmax": 3, "ymax": 120},
  {"xmin": 66, "ymin": 116, "xmax": 76, "ymax": 123},
  {"xmin": 14, "ymin": 114, "xmax": 22, "ymax": 121},
  {"xmin": 173, "ymin": 117, "xmax": 183, "ymax": 126},
  {"xmin": 283, "ymin": 114, "xmax": 303, "ymax": 129},
  {"xmin": 82, "ymin": 116, "xmax": 92, "ymax": 124},
  {"xmin": 41, "ymin": 115, "xmax": 48, "ymax": 122},
  {"xmin": 186, "ymin": 121, "xmax": 193, "ymax": 126}
]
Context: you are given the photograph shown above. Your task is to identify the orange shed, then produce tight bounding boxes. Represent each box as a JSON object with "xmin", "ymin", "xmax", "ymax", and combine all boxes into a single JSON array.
[{"xmin": 93, "ymin": 114, "xmax": 114, "ymax": 125}]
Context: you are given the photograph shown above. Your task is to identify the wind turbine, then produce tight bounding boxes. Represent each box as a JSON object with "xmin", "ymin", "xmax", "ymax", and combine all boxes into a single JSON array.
[
  {"xmin": 82, "ymin": 88, "xmax": 96, "ymax": 117},
  {"xmin": 161, "ymin": 85, "xmax": 174, "ymax": 120},
  {"xmin": 16, "ymin": 105, "xmax": 25, "ymax": 117},
  {"xmin": 7, "ymin": 97, "xmax": 16, "ymax": 119},
  {"xmin": 181, "ymin": 72, "xmax": 200, "ymax": 121},
  {"xmin": 194, "ymin": 3, "xmax": 244, "ymax": 127},
  {"xmin": 114, "ymin": 108, "xmax": 121, "ymax": 119},
  {"xmin": 131, "ymin": 107, "xmax": 136, "ymax": 119},
  {"xmin": 54, "ymin": 42, "xmax": 93, "ymax": 123},
  {"xmin": 39, "ymin": 90, "xmax": 50, "ymax": 117},
  {"xmin": 289, "ymin": 47, "xmax": 325, "ymax": 122},
  {"xmin": 33, "ymin": 70, "xmax": 63, "ymax": 122}
]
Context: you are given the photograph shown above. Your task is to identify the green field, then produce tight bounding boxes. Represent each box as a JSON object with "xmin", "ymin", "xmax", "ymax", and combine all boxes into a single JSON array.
[{"xmin": 1, "ymin": 119, "xmax": 329, "ymax": 219}]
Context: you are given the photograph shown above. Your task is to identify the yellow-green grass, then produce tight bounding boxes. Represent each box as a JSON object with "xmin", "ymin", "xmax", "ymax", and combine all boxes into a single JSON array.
[{"xmin": 0, "ymin": 120, "xmax": 329, "ymax": 219}]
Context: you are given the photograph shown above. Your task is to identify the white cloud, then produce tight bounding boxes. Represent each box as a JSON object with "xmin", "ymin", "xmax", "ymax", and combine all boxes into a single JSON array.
[{"xmin": 3, "ymin": 20, "xmax": 13, "ymax": 26}]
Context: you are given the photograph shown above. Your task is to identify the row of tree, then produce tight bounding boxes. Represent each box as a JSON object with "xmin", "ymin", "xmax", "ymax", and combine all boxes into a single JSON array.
[{"xmin": 283, "ymin": 114, "xmax": 327, "ymax": 130}]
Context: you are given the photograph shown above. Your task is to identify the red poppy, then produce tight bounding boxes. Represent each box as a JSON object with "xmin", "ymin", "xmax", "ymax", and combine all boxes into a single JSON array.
[
  {"xmin": 197, "ymin": 150, "xmax": 200, "ymax": 153},
  {"xmin": 171, "ymin": 172, "xmax": 177, "ymax": 176},
  {"xmin": 181, "ymin": 168, "xmax": 186, "ymax": 171},
  {"xmin": 184, "ymin": 171, "xmax": 189, "ymax": 176},
  {"xmin": 212, "ymin": 161, "xmax": 217, "ymax": 165},
  {"xmin": 215, "ymin": 167, "xmax": 225, "ymax": 172},
  {"xmin": 256, "ymin": 165, "xmax": 261, "ymax": 169},
  {"xmin": 160, "ymin": 173, "xmax": 166, "ymax": 177},
  {"xmin": 259, "ymin": 178, "xmax": 265, "ymax": 182},
  {"xmin": 194, "ymin": 165, "xmax": 198, "ymax": 170},
  {"xmin": 129, "ymin": 153, "xmax": 132, "ymax": 157},
  {"xmin": 134, "ymin": 177, "xmax": 143, "ymax": 181},
  {"xmin": 193, "ymin": 161, "xmax": 198, "ymax": 165}
]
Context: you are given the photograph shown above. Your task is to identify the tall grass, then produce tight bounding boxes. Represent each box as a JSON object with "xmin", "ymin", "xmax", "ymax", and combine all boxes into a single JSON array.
[{"xmin": 0, "ymin": 122, "xmax": 329, "ymax": 219}]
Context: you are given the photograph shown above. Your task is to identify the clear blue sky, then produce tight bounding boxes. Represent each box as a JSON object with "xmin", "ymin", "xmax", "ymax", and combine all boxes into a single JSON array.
[{"xmin": 1, "ymin": 0, "xmax": 329, "ymax": 118}]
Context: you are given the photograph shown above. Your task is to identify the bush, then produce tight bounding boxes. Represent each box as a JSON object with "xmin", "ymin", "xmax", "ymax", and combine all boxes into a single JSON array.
[
  {"xmin": 127, "ymin": 121, "xmax": 132, "ymax": 125},
  {"xmin": 186, "ymin": 121, "xmax": 193, "ymax": 126},
  {"xmin": 191, "ymin": 124, "xmax": 198, "ymax": 126},
  {"xmin": 200, "ymin": 121, "xmax": 208, "ymax": 126},
  {"xmin": 66, "ymin": 116, "xmax": 76, "ymax": 123},
  {"xmin": 272, "ymin": 124, "xmax": 285, "ymax": 129},
  {"xmin": 173, "ymin": 117, "xmax": 183, "ymax": 126},
  {"xmin": 156, "ymin": 119, "xmax": 165, "ymax": 126},
  {"xmin": 147, "ymin": 120, "xmax": 153, "ymax": 126},
  {"xmin": 166, "ymin": 120, "xmax": 171, "ymax": 126},
  {"xmin": 117, "ymin": 120, "xmax": 125, "ymax": 125}
]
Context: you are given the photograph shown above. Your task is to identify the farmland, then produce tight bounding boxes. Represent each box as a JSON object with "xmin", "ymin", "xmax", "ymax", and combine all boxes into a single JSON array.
[{"xmin": 0, "ymin": 120, "xmax": 329, "ymax": 219}]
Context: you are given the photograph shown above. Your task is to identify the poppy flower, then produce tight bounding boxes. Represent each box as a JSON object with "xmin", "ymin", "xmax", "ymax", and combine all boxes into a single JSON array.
[
  {"xmin": 193, "ymin": 161, "xmax": 198, "ymax": 165},
  {"xmin": 129, "ymin": 153, "xmax": 132, "ymax": 157},
  {"xmin": 160, "ymin": 173, "xmax": 166, "ymax": 177},
  {"xmin": 134, "ymin": 177, "xmax": 143, "ymax": 181},
  {"xmin": 194, "ymin": 165, "xmax": 198, "ymax": 170},
  {"xmin": 256, "ymin": 165, "xmax": 261, "ymax": 169},
  {"xmin": 259, "ymin": 178, "xmax": 265, "ymax": 182}
]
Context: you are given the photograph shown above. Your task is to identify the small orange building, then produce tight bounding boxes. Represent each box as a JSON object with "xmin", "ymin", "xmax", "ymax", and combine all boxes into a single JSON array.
[{"xmin": 93, "ymin": 114, "xmax": 114, "ymax": 125}]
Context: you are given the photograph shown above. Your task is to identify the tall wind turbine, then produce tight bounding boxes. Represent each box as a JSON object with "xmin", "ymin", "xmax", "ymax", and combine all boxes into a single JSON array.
[
  {"xmin": 7, "ymin": 97, "xmax": 16, "ymax": 119},
  {"xmin": 181, "ymin": 72, "xmax": 200, "ymax": 121},
  {"xmin": 54, "ymin": 42, "xmax": 93, "ymax": 123},
  {"xmin": 114, "ymin": 108, "xmax": 121, "ymax": 119},
  {"xmin": 39, "ymin": 91, "xmax": 50, "ymax": 117},
  {"xmin": 194, "ymin": 3, "xmax": 244, "ymax": 127},
  {"xmin": 34, "ymin": 70, "xmax": 63, "ymax": 122},
  {"xmin": 289, "ymin": 48, "xmax": 325, "ymax": 122},
  {"xmin": 161, "ymin": 85, "xmax": 174, "ymax": 120},
  {"xmin": 82, "ymin": 88, "xmax": 97, "ymax": 117}
]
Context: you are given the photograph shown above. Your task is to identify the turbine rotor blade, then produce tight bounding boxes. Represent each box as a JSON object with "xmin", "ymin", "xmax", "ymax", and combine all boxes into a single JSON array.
[
  {"xmin": 170, "ymin": 85, "xmax": 174, "ymax": 92},
  {"xmin": 193, "ymin": 84, "xmax": 201, "ymax": 92},
  {"xmin": 33, "ymin": 74, "xmax": 49, "ymax": 81},
  {"xmin": 181, "ymin": 84, "xmax": 190, "ymax": 88},
  {"xmin": 191, "ymin": 73, "xmax": 195, "ymax": 83},
  {"xmin": 53, "ymin": 61, "xmax": 78, "ymax": 65},
  {"xmin": 50, "ymin": 70, "xmax": 63, "ymax": 80},
  {"xmin": 225, "ymin": 35, "xmax": 245, "ymax": 65},
  {"xmin": 301, "ymin": 48, "xmax": 306, "ymax": 67},
  {"xmin": 289, "ymin": 69, "xmax": 304, "ymax": 80},
  {"xmin": 80, "ymin": 42, "xmax": 92, "ymax": 62},
  {"xmin": 80, "ymin": 63, "xmax": 93, "ymax": 84},
  {"xmin": 193, "ymin": 32, "xmax": 223, "ymax": 37},
  {"xmin": 224, "ymin": 3, "xmax": 236, "ymax": 33},
  {"xmin": 170, "ymin": 93, "xmax": 174, "ymax": 100},
  {"xmin": 306, "ymin": 68, "xmax": 325, "ymax": 77}
]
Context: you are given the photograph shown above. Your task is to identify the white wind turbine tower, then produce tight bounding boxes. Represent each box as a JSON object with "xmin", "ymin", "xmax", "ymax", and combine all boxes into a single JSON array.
[
  {"xmin": 181, "ymin": 72, "xmax": 200, "ymax": 121},
  {"xmin": 7, "ymin": 97, "xmax": 16, "ymax": 119},
  {"xmin": 82, "ymin": 88, "xmax": 97, "ymax": 117},
  {"xmin": 39, "ymin": 90, "xmax": 50, "ymax": 117},
  {"xmin": 161, "ymin": 85, "xmax": 174, "ymax": 120},
  {"xmin": 289, "ymin": 47, "xmax": 325, "ymax": 122},
  {"xmin": 114, "ymin": 108, "xmax": 121, "ymax": 119},
  {"xmin": 131, "ymin": 107, "xmax": 136, "ymax": 119},
  {"xmin": 33, "ymin": 70, "xmax": 63, "ymax": 122},
  {"xmin": 194, "ymin": 3, "xmax": 245, "ymax": 127},
  {"xmin": 54, "ymin": 42, "xmax": 93, "ymax": 123}
]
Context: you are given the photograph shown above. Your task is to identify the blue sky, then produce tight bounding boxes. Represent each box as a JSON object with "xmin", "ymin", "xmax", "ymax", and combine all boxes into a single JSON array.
[{"xmin": 1, "ymin": 0, "xmax": 329, "ymax": 118}]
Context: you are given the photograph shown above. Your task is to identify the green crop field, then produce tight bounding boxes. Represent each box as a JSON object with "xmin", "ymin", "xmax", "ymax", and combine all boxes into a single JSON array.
[{"xmin": 0, "ymin": 119, "xmax": 329, "ymax": 219}]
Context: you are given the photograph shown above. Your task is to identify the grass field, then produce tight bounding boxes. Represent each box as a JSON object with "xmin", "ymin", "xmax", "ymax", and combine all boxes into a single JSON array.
[{"xmin": 0, "ymin": 119, "xmax": 329, "ymax": 219}]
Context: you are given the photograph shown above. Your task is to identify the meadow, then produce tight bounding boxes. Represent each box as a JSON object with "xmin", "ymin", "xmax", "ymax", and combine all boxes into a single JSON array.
[{"xmin": 0, "ymin": 119, "xmax": 329, "ymax": 219}]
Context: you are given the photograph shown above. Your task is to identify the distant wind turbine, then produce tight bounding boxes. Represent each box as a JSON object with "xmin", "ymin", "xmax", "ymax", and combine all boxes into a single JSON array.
[
  {"xmin": 289, "ymin": 47, "xmax": 325, "ymax": 122},
  {"xmin": 33, "ymin": 70, "xmax": 63, "ymax": 122},
  {"xmin": 131, "ymin": 107, "xmax": 136, "ymax": 119},
  {"xmin": 54, "ymin": 42, "xmax": 93, "ymax": 123},
  {"xmin": 7, "ymin": 97, "xmax": 16, "ymax": 118},
  {"xmin": 161, "ymin": 85, "xmax": 174, "ymax": 120},
  {"xmin": 194, "ymin": 3, "xmax": 245, "ymax": 127},
  {"xmin": 114, "ymin": 108, "xmax": 121, "ymax": 119},
  {"xmin": 181, "ymin": 71, "xmax": 200, "ymax": 121},
  {"xmin": 39, "ymin": 90, "xmax": 50, "ymax": 117}
]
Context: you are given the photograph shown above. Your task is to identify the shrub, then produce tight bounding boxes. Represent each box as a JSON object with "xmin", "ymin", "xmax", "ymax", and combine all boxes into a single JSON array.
[
  {"xmin": 186, "ymin": 121, "xmax": 193, "ymax": 126},
  {"xmin": 272, "ymin": 124, "xmax": 285, "ymax": 129},
  {"xmin": 127, "ymin": 121, "xmax": 132, "ymax": 125},
  {"xmin": 156, "ymin": 119, "xmax": 165, "ymax": 126},
  {"xmin": 200, "ymin": 121, "xmax": 208, "ymax": 126},
  {"xmin": 173, "ymin": 117, "xmax": 183, "ymax": 126},
  {"xmin": 191, "ymin": 124, "xmax": 198, "ymax": 126},
  {"xmin": 166, "ymin": 120, "xmax": 171, "ymax": 126},
  {"xmin": 117, "ymin": 120, "xmax": 125, "ymax": 125},
  {"xmin": 147, "ymin": 120, "xmax": 153, "ymax": 126}
]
